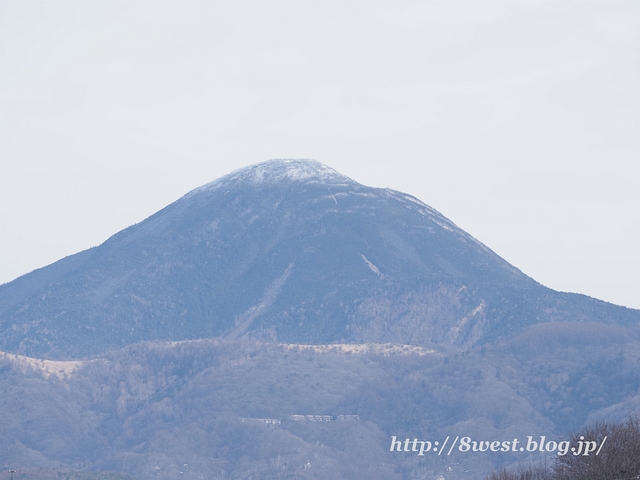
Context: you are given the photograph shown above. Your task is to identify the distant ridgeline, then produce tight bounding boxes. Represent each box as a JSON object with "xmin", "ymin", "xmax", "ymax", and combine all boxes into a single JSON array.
[{"xmin": 1, "ymin": 159, "xmax": 638, "ymax": 359}]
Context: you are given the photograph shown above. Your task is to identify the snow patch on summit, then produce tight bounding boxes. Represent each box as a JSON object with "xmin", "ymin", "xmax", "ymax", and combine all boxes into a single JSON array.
[
  {"xmin": 243, "ymin": 159, "xmax": 348, "ymax": 184},
  {"xmin": 187, "ymin": 159, "xmax": 356, "ymax": 198}
]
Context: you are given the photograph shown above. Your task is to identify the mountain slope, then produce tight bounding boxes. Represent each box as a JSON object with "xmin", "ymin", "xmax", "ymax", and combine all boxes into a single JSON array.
[{"xmin": 1, "ymin": 159, "xmax": 638, "ymax": 359}]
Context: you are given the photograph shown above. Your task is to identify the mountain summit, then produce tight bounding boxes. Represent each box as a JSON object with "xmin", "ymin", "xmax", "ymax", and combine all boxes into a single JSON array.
[
  {"xmin": 1, "ymin": 159, "xmax": 638, "ymax": 358},
  {"xmin": 191, "ymin": 159, "xmax": 356, "ymax": 190}
]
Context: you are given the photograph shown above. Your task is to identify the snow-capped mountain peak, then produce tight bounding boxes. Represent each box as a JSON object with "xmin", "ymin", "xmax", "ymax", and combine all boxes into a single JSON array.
[{"xmin": 189, "ymin": 159, "xmax": 356, "ymax": 198}]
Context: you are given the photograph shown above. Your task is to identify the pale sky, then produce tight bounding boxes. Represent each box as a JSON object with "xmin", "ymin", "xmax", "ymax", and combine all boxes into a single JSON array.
[{"xmin": 1, "ymin": 1, "xmax": 639, "ymax": 309}]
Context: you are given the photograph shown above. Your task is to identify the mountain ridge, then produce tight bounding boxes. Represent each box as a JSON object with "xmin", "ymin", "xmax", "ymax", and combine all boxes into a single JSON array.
[{"xmin": 0, "ymin": 159, "xmax": 638, "ymax": 359}]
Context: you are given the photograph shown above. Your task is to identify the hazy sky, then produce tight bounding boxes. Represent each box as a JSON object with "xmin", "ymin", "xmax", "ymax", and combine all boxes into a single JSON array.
[{"xmin": 2, "ymin": 1, "xmax": 639, "ymax": 309}]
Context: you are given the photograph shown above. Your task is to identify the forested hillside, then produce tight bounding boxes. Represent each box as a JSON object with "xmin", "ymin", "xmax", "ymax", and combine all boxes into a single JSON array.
[{"xmin": 2, "ymin": 330, "xmax": 640, "ymax": 479}]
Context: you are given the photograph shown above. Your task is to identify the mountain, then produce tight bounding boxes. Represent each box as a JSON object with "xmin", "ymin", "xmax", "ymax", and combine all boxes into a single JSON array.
[
  {"xmin": 1, "ymin": 159, "xmax": 639, "ymax": 359},
  {"xmin": 3, "ymin": 159, "xmax": 640, "ymax": 480}
]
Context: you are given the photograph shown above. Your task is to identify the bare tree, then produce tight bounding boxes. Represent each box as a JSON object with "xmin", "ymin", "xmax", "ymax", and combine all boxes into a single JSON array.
[
  {"xmin": 487, "ymin": 416, "xmax": 640, "ymax": 480},
  {"xmin": 554, "ymin": 416, "xmax": 640, "ymax": 480}
]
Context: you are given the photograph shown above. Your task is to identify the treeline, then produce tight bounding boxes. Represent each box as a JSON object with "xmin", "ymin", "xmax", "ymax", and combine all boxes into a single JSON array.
[{"xmin": 487, "ymin": 416, "xmax": 640, "ymax": 480}]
